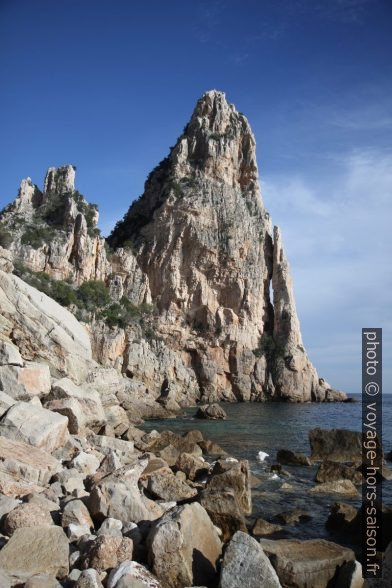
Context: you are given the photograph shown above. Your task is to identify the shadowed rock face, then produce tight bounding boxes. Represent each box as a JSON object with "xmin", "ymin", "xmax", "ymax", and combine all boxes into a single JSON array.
[{"xmin": 0, "ymin": 90, "xmax": 345, "ymax": 403}]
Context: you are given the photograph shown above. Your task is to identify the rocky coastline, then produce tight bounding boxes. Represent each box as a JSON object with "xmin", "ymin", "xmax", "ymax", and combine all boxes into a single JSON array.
[{"xmin": 0, "ymin": 90, "xmax": 387, "ymax": 586}]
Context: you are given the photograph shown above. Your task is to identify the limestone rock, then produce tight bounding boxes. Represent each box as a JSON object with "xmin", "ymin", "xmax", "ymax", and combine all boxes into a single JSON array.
[
  {"xmin": 0, "ymin": 390, "xmax": 16, "ymax": 417},
  {"xmin": 310, "ymin": 479, "xmax": 359, "ymax": 496},
  {"xmin": 0, "ymin": 270, "xmax": 93, "ymax": 383},
  {"xmin": 147, "ymin": 502, "xmax": 222, "ymax": 588},
  {"xmin": 76, "ymin": 569, "xmax": 104, "ymax": 588},
  {"xmin": 147, "ymin": 469, "xmax": 197, "ymax": 502},
  {"xmin": 196, "ymin": 403, "xmax": 227, "ymax": 420},
  {"xmin": 24, "ymin": 575, "xmax": 62, "ymax": 588},
  {"xmin": 62, "ymin": 499, "xmax": 94, "ymax": 531},
  {"xmin": 260, "ymin": 538, "xmax": 355, "ymax": 588},
  {"xmin": 219, "ymin": 531, "xmax": 281, "ymax": 588},
  {"xmin": 309, "ymin": 428, "xmax": 382, "ymax": 463},
  {"xmin": 205, "ymin": 459, "xmax": 251, "ymax": 514},
  {"xmin": 0, "ymin": 435, "xmax": 61, "ymax": 491},
  {"xmin": 81, "ymin": 534, "xmax": 133, "ymax": 572},
  {"xmin": 275, "ymin": 509, "xmax": 312, "ymax": 526},
  {"xmin": 97, "ymin": 517, "xmax": 123, "ymax": 537},
  {"xmin": 0, "ymin": 362, "xmax": 51, "ymax": 400},
  {"xmin": 107, "ymin": 561, "xmax": 162, "ymax": 588},
  {"xmin": 176, "ymin": 452, "xmax": 209, "ymax": 481},
  {"xmin": 46, "ymin": 378, "xmax": 105, "ymax": 434},
  {"xmin": 316, "ymin": 460, "xmax": 363, "ymax": 485},
  {"xmin": 0, "ymin": 340, "xmax": 23, "ymax": 366},
  {"xmin": 2, "ymin": 502, "xmax": 53, "ymax": 535},
  {"xmin": 0, "ymin": 525, "xmax": 69, "ymax": 580},
  {"xmin": 88, "ymin": 459, "xmax": 164, "ymax": 524},
  {"xmin": 200, "ymin": 489, "xmax": 247, "ymax": 542},
  {"xmin": 252, "ymin": 518, "xmax": 283, "ymax": 536},
  {"xmin": 0, "ymin": 401, "xmax": 69, "ymax": 453},
  {"xmin": 276, "ymin": 448, "xmax": 311, "ymax": 467}
]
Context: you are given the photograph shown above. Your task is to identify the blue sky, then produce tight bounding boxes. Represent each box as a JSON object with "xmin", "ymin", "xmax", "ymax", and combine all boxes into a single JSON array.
[{"xmin": 1, "ymin": 0, "xmax": 391, "ymax": 395}]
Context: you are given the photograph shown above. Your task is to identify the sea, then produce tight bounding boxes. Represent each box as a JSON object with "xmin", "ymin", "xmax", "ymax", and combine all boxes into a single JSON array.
[{"xmin": 141, "ymin": 393, "xmax": 392, "ymax": 556}]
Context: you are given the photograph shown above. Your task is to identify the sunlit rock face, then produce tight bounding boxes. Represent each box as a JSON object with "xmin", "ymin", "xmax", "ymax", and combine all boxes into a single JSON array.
[
  {"xmin": 107, "ymin": 90, "xmax": 342, "ymax": 403},
  {"xmin": 1, "ymin": 91, "xmax": 344, "ymax": 403}
]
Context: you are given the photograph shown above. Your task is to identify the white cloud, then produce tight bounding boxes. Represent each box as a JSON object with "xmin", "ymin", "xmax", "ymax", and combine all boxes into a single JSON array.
[{"xmin": 262, "ymin": 147, "xmax": 392, "ymax": 394}]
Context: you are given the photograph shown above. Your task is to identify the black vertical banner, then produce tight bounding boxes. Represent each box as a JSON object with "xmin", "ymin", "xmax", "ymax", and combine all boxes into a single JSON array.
[{"xmin": 362, "ymin": 328, "xmax": 382, "ymax": 579}]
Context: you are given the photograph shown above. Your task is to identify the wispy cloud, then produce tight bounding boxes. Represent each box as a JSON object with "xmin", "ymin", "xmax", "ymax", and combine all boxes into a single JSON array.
[{"xmin": 263, "ymin": 147, "xmax": 392, "ymax": 393}]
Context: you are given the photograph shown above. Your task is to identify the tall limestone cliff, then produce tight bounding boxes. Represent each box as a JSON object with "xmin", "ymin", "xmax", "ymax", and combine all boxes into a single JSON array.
[{"xmin": 0, "ymin": 90, "xmax": 345, "ymax": 404}]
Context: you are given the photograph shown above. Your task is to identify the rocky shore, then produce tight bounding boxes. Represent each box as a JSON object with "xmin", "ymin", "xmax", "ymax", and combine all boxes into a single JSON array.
[{"xmin": 0, "ymin": 325, "xmax": 390, "ymax": 586}]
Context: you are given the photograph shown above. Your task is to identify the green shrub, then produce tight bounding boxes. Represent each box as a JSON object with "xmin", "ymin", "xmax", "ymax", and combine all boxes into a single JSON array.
[
  {"xmin": 13, "ymin": 263, "xmax": 77, "ymax": 307},
  {"xmin": 77, "ymin": 280, "xmax": 110, "ymax": 310},
  {"xmin": 21, "ymin": 226, "xmax": 55, "ymax": 249},
  {"xmin": 253, "ymin": 333, "xmax": 285, "ymax": 359},
  {"xmin": 0, "ymin": 224, "xmax": 12, "ymax": 249}
]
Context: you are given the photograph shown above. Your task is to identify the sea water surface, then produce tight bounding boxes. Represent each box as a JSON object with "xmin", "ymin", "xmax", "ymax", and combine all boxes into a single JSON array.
[{"xmin": 141, "ymin": 394, "xmax": 392, "ymax": 552}]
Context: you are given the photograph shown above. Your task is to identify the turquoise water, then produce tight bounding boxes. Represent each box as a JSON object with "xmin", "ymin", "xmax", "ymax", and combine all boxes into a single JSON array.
[{"xmin": 141, "ymin": 394, "xmax": 392, "ymax": 551}]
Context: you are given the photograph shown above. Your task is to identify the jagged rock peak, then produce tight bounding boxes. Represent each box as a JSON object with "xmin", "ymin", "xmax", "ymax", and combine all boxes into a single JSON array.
[
  {"xmin": 172, "ymin": 89, "xmax": 260, "ymax": 191},
  {"xmin": 44, "ymin": 165, "xmax": 76, "ymax": 195}
]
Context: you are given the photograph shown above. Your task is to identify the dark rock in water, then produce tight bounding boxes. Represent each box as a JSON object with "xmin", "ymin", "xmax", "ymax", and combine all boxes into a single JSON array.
[
  {"xmin": 315, "ymin": 460, "xmax": 363, "ymax": 485},
  {"xmin": 326, "ymin": 502, "xmax": 358, "ymax": 532},
  {"xmin": 196, "ymin": 403, "xmax": 227, "ymax": 420},
  {"xmin": 386, "ymin": 450, "xmax": 392, "ymax": 462},
  {"xmin": 309, "ymin": 427, "xmax": 383, "ymax": 463},
  {"xmin": 274, "ymin": 509, "xmax": 312, "ymax": 525},
  {"xmin": 271, "ymin": 463, "xmax": 291, "ymax": 477},
  {"xmin": 252, "ymin": 517, "xmax": 283, "ymax": 537},
  {"xmin": 220, "ymin": 531, "xmax": 281, "ymax": 588},
  {"xmin": 327, "ymin": 503, "xmax": 392, "ymax": 551},
  {"xmin": 198, "ymin": 439, "xmax": 227, "ymax": 457},
  {"xmin": 260, "ymin": 538, "xmax": 355, "ymax": 588},
  {"xmin": 276, "ymin": 448, "xmax": 311, "ymax": 467}
]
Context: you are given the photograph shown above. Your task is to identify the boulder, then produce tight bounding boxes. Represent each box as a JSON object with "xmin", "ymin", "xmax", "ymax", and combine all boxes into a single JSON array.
[
  {"xmin": 196, "ymin": 403, "xmax": 227, "ymax": 420},
  {"xmin": 0, "ymin": 496, "xmax": 20, "ymax": 523},
  {"xmin": 309, "ymin": 428, "xmax": 382, "ymax": 463},
  {"xmin": 205, "ymin": 459, "xmax": 251, "ymax": 514},
  {"xmin": 0, "ymin": 390, "xmax": 16, "ymax": 417},
  {"xmin": 97, "ymin": 517, "xmax": 123, "ymax": 537},
  {"xmin": 76, "ymin": 569, "xmax": 104, "ymax": 588},
  {"xmin": 252, "ymin": 518, "xmax": 283, "ymax": 536},
  {"xmin": 2, "ymin": 502, "xmax": 53, "ymax": 535},
  {"xmin": 88, "ymin": 459, "xmax": 164, "ymax": 524},
  {"xmin": 148, "ymin": 502, "xmax": 222, "ymax": 588},
  {"xmin": 200, "ymin": 489, "xmax": 247, "ymax": 542},
  {"xmin": 176, "ymin": 452, "xmax": 209, "ymax": 481},
  {"xmin": 0, "ymin": 340, "xmax": 23, "ymax": 366},
  {"xmin": 72, "ymin": 451, "xmax": 101, "ymax": 476},
  {"xmin": 89, "ymin": 434, "xmax": 135, "ymax": 464},
  {"xmin": 274, "ymin": 509, "xmax": 312, "ymax": 525},
  {"xmin": 219, "ymin": 531, "xmax": 281, "ymax": 588},
  {"xmin": 47, "ymin": 378, "xmax": 105, "ymax": 434},
  {"xmin": 104, "ymin": 405, "xmax": 130, "ymax": 436},
  {"xmin": 147, "ymin": 470, "xmax": 197, "ymax": 502},
  {"xmin": 198, "ymin": 439, "xmax": 227, "ymax": 457},
  {"xmin": 260, "ymin": 538, "xmax": 355, "ymax": 588},
  {"xmin": 81, "ymin": 534, "xmax": 133, "ymax": 571},
  {"xmin": 25, "ymin": 575, "xmax": 62, "ymax": 588},
  {"xmin": 310, "ymin": 479, "xmax": 359, "ymax": 496},
  {"xmin": 0, "ymin": 362, "xmax": 51, "ymax": 400},
  {"xmin": 107, "ymin": 560, "xmax": 162, "ymax": 588},
  {"xmin": 61, "ymin": 499, "xmax": 94, "ymax": 532},
  {"xmin": 364, "ymin": 541, "xmax": 392, "ymax": 587},
  {"xmin": 0, "ymin": 401, "xmax": 69, "ymax": 453},
  {"xmin": 0, "ymin": 525, "xmax": 69, "ymax": 581},
  {"xmin": 276, "ymin": 449, "xmax": 311, "ymax": 467},
  {"xmin": 0, "ymin": 435, "xmax": 61, "ymax": 492},
  {"xmin": 316, "ymin": 460, "xmax": 363, "ymax": 485}
]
